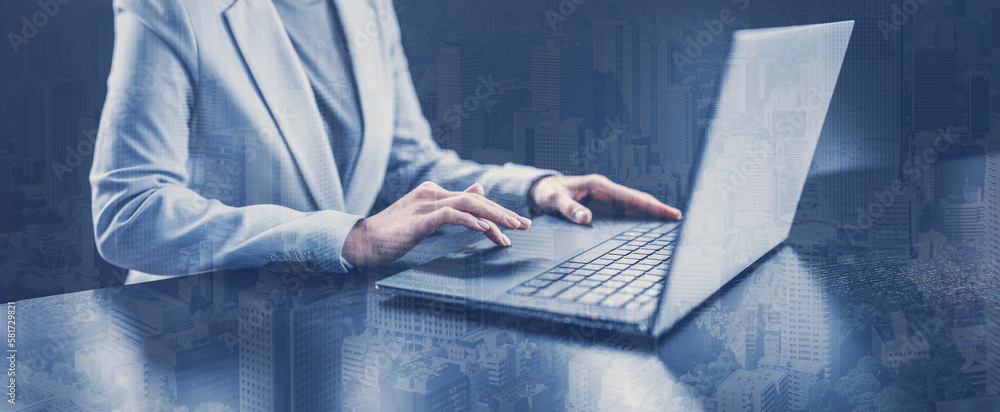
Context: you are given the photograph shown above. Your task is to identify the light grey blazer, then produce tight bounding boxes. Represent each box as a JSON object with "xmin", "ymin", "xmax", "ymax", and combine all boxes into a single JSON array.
[{"xmin": 90, "ymin": 0, "xmax": 553, "ymax": 284}]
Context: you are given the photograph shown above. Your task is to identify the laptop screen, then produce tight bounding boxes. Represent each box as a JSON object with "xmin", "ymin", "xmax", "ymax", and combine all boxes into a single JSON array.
[{"xmin": 653, "ymin": 21, "xmax": 854, "ymax": 336}]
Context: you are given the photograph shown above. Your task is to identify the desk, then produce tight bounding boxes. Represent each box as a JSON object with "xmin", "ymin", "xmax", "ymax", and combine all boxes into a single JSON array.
[{"xmin": 9, "ymin": 224, "xmax": 996, "ymax": 412}]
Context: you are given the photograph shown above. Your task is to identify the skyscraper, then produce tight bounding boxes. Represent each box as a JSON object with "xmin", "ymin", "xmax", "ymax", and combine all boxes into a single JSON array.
[
  {"xmin": 437, "ymin": 41, "xmax": 486, "ymax": 158},
  {"xmin": 592, "ymin": 20, "xmax": 639, "ymax": 136},
  {"xmin": 43, "ymin": 79, "xmax": 89, "ymax": 208},
  {"xmin": 969, "ymin": 70, "xmax": 991, "ymax": 139},
  {"xmin": 530, "ymin": 35, "xmax": 592, "ymax": 122},
  {"xmin": 820, "ymin": 0, "xmax": 903, "ymax": 229},
  {"xmin": 639, "ymin": 41, "xmax": 669, "ymax": 139},
  {"xmin": 982, "ymin": 132, "xmax": 1000, "ymax": 393},
  {"xmin": 657, "ymin": 85, "xmax": 697, "ymax": 173},
  {"xmin": 238, "ymin": 283, "xmax": 343, "ymax": 411},
  {"xmin": 913, "ymin": 48, "xmax": 955, "ymax": 132}
]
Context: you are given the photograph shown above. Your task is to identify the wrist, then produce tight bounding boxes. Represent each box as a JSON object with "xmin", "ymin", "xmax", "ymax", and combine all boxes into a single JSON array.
[
  {"xmin": 527, "ymin": 175, "xmax": 555, "ymax": 216},
  {"xmin": 342, "ymin": 218, "xmax": 367, "ymax": 267}
]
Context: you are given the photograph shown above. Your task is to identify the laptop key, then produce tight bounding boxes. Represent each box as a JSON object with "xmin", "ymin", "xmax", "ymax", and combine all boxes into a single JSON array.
[
  {"xmin": 524, "ymin": 279, "xmax": 551, "ymax": 288},
  {"xmin": 622, "ymin": 284, "xmax": 645, "ymax": 295},
  {"xmin": 558, "ymin": 286, "xmax": 591, "ymax": 301},
  {"xmin": 568, "ymin": 239, "xmax": 627, "ymax": 264},
  {"xmin": 592, "ymin": 258, "xmax": 614, "ymax": 266},
  {"xmin": 579, "ymin": 279, "xmax": 601, "ymax": 288},
  {"xmin": 590, "ymin": 273, "xmax": 612, "ymax": 282},
  {"xmin": 534, "ymin": 281, "xmax": 574, "ymax": 298},
  {"xmin": 537, "ymin": 272, "xmax": 564, "ymax": 281},
  {"xmin": 632, "ymin": 264, "xmax": 654, "ymax": 272},
  {"xmin": 604, "ymin": 280, "xmax": 627, "ymax": 290},
  {"xmin": 550, "ymin": 267, "xmax": 575, "ymax": 274},
  {"xmin": 560, "ymin": 262, "xmax": 584, "ymax": 269},
  {"xmin": 607, "ymin": 263, "xmax": 629, "ymax": 271},
  {"xmin": 583, "ymin": 264, "xmax": 604, "ymax": 271},
  {"xmin": 632, "ymin": 279, "xmax": 656, "ymax": 289},
  {"xmin": 597, "ymin": 268, "xmax": 621, "ymax": 277},
  {"xmin": 594, "ymin": 285, "xmax": 618, "ymax": 295},
  {"xmin": 562, "ymin": 274, "xmax": 585, "ymax": 283},
  {"xmin": 577, "ymin": 292, "xmax": 607, "ymax": 305}
]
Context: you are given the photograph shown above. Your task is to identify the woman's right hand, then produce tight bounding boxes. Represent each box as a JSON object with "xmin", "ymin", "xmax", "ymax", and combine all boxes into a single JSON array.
[{"xmin": 341, "ymin": 181, "xmax": 531, "ymax": 267}]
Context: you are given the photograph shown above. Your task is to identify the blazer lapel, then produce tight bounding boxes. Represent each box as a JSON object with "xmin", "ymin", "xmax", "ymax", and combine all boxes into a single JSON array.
[
  {"xmin": 332, "ymin": 0, "xmax": 394, "ymax": 215},
  {"xmin": 223, "ymin": 0, "xmax": 345, "ymax": 211}
]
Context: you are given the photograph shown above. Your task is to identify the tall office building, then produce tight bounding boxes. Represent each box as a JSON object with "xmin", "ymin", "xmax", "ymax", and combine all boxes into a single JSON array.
[
  {"xmin": 110, "ymin": 287, "xmax": 192, "ymax": 348},
  {"xmin": 380, "ymin": 357, "xmax": 470, "ymax": 412},
  {"xmin": 512, "ymin": 110, "xmax": 558, "ymax": 166},
  {"xmin": 43, "ymin": 79, "xmax": 89, "ymax": 208},
  {"xmin": 657, "ymin": 85, "xmax": 698, "ymax": 174},
  {"xmin": 820, "ymin": 0, "xmax": 903, "ymax": 229},
  {"xmin": 913, "ymin": 48, "xmax": 955, "ymax": 132},
  {"xmin": 715, "ymin": 369, "xmax": 789, "ymax": 412},
  {"xmin": 484, "ymin": 87, "xmax": 529, "ymax": 151},
  {"xmin": 238, "ymin": 284, "xmax": 343, "ymax": 411},
  {"xmin": 530, "ymin": 36, "xmax": 592, "ymax": 122},
  {"xmin": 437, "ymin": 41, "xmax": 486, "ymax": 158},
  {"xmin": 984, "ymin": 131, "xmax": 1000, "ymax": 395},
  {"xmin": 87, "ymin": 6, "xmax": 115, "ymax": 105},
  {"xmin": 987, "ymin": 131, "xmax": 1000, "ymax": 275},
  {"xmin": 143, "ymin": 327, "xmax": 239, "ymax": 411},
  {"xmin": 776, "ymin": 242, "xmax": 839, "ymax": 380},
  {"xmin": 592, "ymin": 20, "xmax": 639, "ymax": 136},
  {"xmin": 533, "ymin": 118, "xmax": 586, "ymax": 174},
  {"xmin": 969, "ymin": 70, "xmax": 991, "ymax": 139},
  {"xmin": 566, "ymin": 347, "xmax": 666, "ymax": 411},
  {"xmin": 869, "ymin": 191, "xmax": 919, "ymax": 257},
  {"xmin": 937, "ymin": 183, "xmax": 985, "ymax": 243},
  {"xmin": 639, "ymin": 41, "xmax": 670, "ymax": 139}
]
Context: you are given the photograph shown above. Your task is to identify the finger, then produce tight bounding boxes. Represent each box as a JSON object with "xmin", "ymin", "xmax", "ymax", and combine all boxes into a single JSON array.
[
  {"xmin": 429, "ymin": 208, "xmax": 509, "ymax": 246},
  {"xmin": 477, "ymin": 218, "xmax": 509, "ymax": 246},
  {"xmin": 465, "ymin": 183, "xmax": 530, "ymax": 229},
  {"xmin": 464, "ymin": 182, "xmax": 486, "ymax": 196},
  {"xmin": 588, "ymin": 178, "xmax": 682, "ymax": 220},
  {"xmin": 444, "ymin": 193, "xmax": 531, "ymax": 230},
  {"xmin": 552, "ymin": 193, "xmax": 592, "ymax": 225}
]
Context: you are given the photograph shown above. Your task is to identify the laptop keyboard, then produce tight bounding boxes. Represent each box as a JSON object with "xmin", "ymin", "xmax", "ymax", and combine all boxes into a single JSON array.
[{"xmin": 507, "ymin": 224, "xmax": 677, "ymax": 311}]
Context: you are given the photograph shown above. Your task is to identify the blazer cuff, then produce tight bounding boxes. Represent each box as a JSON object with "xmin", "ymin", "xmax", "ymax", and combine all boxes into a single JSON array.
[{"xmin": 307, "ymin": 210, "xmax": 365, "ymax": 273}]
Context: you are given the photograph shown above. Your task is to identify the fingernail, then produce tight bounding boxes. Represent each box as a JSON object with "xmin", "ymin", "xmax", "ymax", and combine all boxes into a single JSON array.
[
  {"xmin": 501, "ymin": 233, "xmax": 511, "ymax": 246},
  {"xmin": 505, "ymin": 215, "xmax": 520, "ymax": 229},
  {"xmin": 574, "ymin": 210, "xmax": 587, "ymax": 224},
  {"xmin": 478, "ymin": 219, "xmax": 491, "ymax": 231},
  {"xmin": 518, "ymin": 216, "xmax": 532, "ymax": 228}
]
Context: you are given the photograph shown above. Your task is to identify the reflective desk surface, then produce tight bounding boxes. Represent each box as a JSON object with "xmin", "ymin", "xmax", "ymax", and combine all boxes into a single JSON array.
[{"xmin": 9, "ymin": 219, "xmax": 998, "ymax": 412}]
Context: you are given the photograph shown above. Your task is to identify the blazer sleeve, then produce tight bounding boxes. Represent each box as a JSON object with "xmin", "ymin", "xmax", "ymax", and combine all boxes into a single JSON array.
[
  {"xmin": 376, "ymin": 0, "xmax": 560, "ymax": 217},
  {"xmin": 90, "ymin": 0, "xmax": 364, "ymax": 277}
]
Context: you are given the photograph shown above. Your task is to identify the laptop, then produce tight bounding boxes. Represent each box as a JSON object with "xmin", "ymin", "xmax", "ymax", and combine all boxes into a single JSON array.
[{"xmin": 377, "ymin": 21, "xmax": 854, "ymax": 336}]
